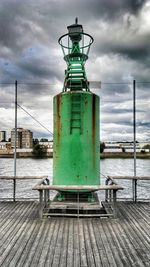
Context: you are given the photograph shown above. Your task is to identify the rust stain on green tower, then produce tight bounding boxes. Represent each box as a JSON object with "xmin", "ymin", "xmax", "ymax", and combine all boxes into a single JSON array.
[{"xmin": 53, "ymin": 18, "xmax": 100, "ymax": 193}]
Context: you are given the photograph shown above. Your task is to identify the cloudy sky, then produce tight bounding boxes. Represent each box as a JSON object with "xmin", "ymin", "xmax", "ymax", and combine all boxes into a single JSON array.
[{"xmin": 0, "ymin": 0, "xmax": 150, "ymax": 141}]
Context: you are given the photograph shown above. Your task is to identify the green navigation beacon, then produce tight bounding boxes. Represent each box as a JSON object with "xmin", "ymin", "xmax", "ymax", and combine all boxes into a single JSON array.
[{"xmin": 53, "ymin": 18, "xmax": 100, "ymax": 201}]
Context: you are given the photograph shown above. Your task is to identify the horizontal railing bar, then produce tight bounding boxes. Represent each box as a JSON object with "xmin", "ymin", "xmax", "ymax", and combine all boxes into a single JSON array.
[
  {"xmin": 111, "ymin": 176, "xmax": 150, "ymax": 180},
  {"xmin": 0, "ymin": 176, "xmax": 48, "ymax": 180},
  {"xmin": 32, "ymin": 184, "xmax": 124, "ymax": 191},
  {"xmin": 0, "ymin": 198, "xmax": 149, "ymax": 201},
  {"xmin": 42, "ymin": 213, "xmax": 114, "ymax": 217},
  {"xmin": 116, "ymin": 198, "xmax": 150, "ymax": 200}
]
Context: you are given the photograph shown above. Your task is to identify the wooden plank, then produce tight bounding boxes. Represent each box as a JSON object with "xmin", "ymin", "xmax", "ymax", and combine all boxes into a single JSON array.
[
  {"xmin": 0, "ymin": 202, "xmax": 25, "ymax": 242},
  {"xmin": 135, "ymin": 203, "xmax": 150, "ymax": 223},
  {"xmin": 97, "ymin": 219, "xmax": 121, "ymax": 267},
  {"xmin": 66, "ymin": 218, "xmax": 74, "ymax": 267},
  {"xmin": 0, "ymin": 202, "xmax": 22, "ymax": 227},
  {"xmin": 93, "ymin": 219, "xmax": 111, "ymax": 267},
  {"xmin": 0, "ymin": 201, "xmax": 150, "ymax": 267},
  {"xmin": 87, "ymin": 219, "xmax": 103, "ymax": 267},
  {"xmin": 73, "ymin": 219, "xmax": 80, "ymax": 267},
  {"xmin": 78, "ymin": 219, "xmax": 88, "ymax": 267},
  {"xmin": 59, "ymin": 219, "xmax": 69, "ymax": 267},
  {"xmin": 118, "ymin": 202, "xmax": 150, "ymax": 266},
  {"xmin": 16, "ymin": 218, "xmax": 45, "ymax": 266},
  {"xmin": 51, "ymin": 218, "xmax": 65, "ymax": 267},
  {"xmin": 37, "ymin": 219, "xmax": 57, "ymax": 266},
  {"xmin": 122, "ymin": 203, "xmax": 150, "ymax": 251},
  {"xmin": 23, "ymin": 220, "xmax": 47, "ymax": 267},
  {"xmin": 105, "ymin": 215, "xmax": 140, "ymax": 266},
  {"xmin": 121, "ymin": 203, "xmax": 150, "ymax": 244},
  {"xmin": 29, "ymin": 221, "xmax": 51, "ymax": 267},
  {"xmin": 0, "ymin": 202, "xmax": 34, "ymax": 255},
  {"xmin": 82, "ymin": 219, "xmax": 96, "ymax": 266},
  {"xmin": 100, "ymin": 219, "xmax": 123, "ymax": 267},
  {"xmin": 104, "ymin": 217, "xmax": 133, "ymax": 267},
  {"xmin": 44, "ymin": 218, "xmax": 61, "ymax": 266},
  {"xmin": 0, "ymin": 202, "xmax": 36, "ymax": 266},
  {"xmin": 0, "ymin": 202, "xmax": 11, "ymax": 213},
  {"xmin": 8, "ymin": 211, "xmax": 38, "ymax": 267},
  {"xmin": 104, "ymin": 218, "xmax": 132, "ymax": 266}
]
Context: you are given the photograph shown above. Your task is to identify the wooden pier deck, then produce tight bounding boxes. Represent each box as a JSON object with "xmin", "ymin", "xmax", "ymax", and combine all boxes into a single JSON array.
[{"xmin": 0, "ymin": 201, "xmax": 149, "ymax": 267}]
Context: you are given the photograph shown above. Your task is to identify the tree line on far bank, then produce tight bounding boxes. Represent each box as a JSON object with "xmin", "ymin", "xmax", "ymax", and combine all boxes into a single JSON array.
[
  {"xmin": 32, "ymin": 139, "xmax": 150, "ymax": 158},
  {"xmin": 32, "ymin": 139, "xmax": 47, "ymax": 158}
]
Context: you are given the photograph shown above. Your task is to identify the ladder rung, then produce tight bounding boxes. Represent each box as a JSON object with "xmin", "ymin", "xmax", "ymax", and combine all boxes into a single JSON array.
[
  {"xmin": 67, "ymin": 79, "xmax": 82, "ymax": 83},
  {"xmin": 72, "ymin": 107, "xmax": 81, "ymax": 109},
  {"xmin": 72, "ymin": 97, "xmax": 81, "ymax": 100},
  {"xmin": 68, "ymin": 70, "xmax": 83, "ymax": 73},
  {"xmin": 68, "ymin": 75, "xmax": 83, "ymax": 78},
  {"xmin": 72, "ymin": 101, "xmax": 81, "ymax": 104},
  {"xmin": 70, "ymin": 62, "xmax": 82, "ymax": 65},
  {"xmin": 70, "ymin": 78, "xmax": 83, "ymax": 81},
  {"xmin": 71, "ymin": 126, "xmax": 81, "ymax": 129},
  {"xmin": 69, "ymin": 65, "xmax": 82, "ymax": 67}
]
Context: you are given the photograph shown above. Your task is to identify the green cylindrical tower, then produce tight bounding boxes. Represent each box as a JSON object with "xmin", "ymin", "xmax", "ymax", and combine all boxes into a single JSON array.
[{"xmin": 53, "ymin": 19, "xmax": 100, "ymax": 197}]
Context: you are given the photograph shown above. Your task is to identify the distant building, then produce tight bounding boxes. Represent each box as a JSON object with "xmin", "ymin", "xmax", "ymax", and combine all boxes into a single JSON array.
[
  {"xmin": 0, "ymin": 131, "xmax": 6, "ymax": 142},
  {"xmin": 0, "ymin": 142, "xmax": 11, "ymax": 150},
  {"xmin": 104, "ymin": 141, "xmax": 149, "ymax": 153},
  {"xmin": 39, "ymin": 141, "xmax": 53, "ymax": 153},
  {"xmin": 11, "ymin": 128, "xmax": 33, "ymax": 148},
  {"xmin": 39, "ymin": 141, "xmax": 53, "ymax": 149}
]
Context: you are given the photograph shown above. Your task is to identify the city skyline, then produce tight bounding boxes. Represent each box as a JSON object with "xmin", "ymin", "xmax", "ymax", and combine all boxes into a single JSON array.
[
  {"xmin": 0, "ymin": 0, "xmax": 150, "ymax": 141},
  {"xmin": 0, "ymin": 128, "xmax": 149, "ymax": 144}
]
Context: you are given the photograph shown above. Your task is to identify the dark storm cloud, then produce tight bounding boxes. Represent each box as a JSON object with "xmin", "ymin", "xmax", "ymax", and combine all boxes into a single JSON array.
[
  {"xmin": 0, "ymin": 0, "xmax": 149, "ymax": 141},
  {"xmin": 89, "ymin": 2, "xmax": 150, "ymax": 67},
  {"xmin": 0, "ymin": 1, "xmax": 30, "ymax": 53},
  {"xmin": 82, "ymin": 0, "xmax": 146, "ymax": 19},
  {"xmin": 0, "ymin": 0, "xmax": 148, "ymax": 84},
  {"xmin": 50, "ymin": 0, "xmax": 146, "ymax": 22},
  {"xmin": 95, "ymin": 31, "xmax": 150, "ymax": 61},
  {"xmin": 0, "ymin": 0, "xmax": 146, "ymax": 52}
]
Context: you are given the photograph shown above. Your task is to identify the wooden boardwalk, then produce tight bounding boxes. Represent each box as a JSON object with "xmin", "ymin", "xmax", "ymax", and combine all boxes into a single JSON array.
[{"xmin": 0, "ymin": 201, "xmax": 149, "ymax": 267}]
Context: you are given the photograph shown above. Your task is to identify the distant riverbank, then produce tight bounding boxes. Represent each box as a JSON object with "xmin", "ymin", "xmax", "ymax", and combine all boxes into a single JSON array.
[
  {"xmin": 101, "ymin": 152, "xmax": 150, "ymax": 159},
  {"xmin": 0, "ymin": 151, "xmax": 150, "ymax": 159}
]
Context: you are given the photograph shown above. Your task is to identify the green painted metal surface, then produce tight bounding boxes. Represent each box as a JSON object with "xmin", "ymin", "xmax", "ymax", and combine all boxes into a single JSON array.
[
  {"xmin": 53, "ymin": 19, "xmax": 100, "ymax": 193},
  {"xmin": 53, "ymin": 91, "xmax": 100, "ymax": 189}
]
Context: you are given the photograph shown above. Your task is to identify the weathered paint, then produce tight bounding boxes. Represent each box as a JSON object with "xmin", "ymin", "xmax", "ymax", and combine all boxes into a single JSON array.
[
  {"xmin": 53, "ymin": 91, "xmax": 100, "ymax": 190},
  {"xmin": 53, "ymin": 21, "xmax": 100, "ymax": 193},
  {"xmin": 56, "ymin": 94, "xmax": 61, "ymax": 143}
]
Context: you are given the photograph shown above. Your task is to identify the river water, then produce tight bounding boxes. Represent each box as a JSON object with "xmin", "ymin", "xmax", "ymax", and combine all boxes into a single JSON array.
[{"xmin": 0, "ymin": 158, "xmax": 149, "ymax": 200}]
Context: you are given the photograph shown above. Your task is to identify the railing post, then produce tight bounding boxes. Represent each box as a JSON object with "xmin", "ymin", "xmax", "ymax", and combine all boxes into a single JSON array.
[
  {"xmin": 133, "ymin": 79, "xmax": 137, "ymax": 202},
  {"xmin": 133, "ymin": 178, "xmax": 137, "ymax": 203},
  {"xmin": 105, "ymin": 177, "xmax": 109, "ymax": 202},
  {"xmin": 13, "ymin": 80, "xmax": 18, "ymax": 202},
  {"xmin": 46, "ymin": 178, "xmax": 50, "ymax": 202},
  {"xmin": 39, "ymin": 190, "xmax": 43, "ymax": 219},
  {"xmin": 113, "ymin": 190, "xmax": 117, "ymax": 217},
  {"xmin": 77, "ymin": 191, "xmax": 79, "ymax": 219}
]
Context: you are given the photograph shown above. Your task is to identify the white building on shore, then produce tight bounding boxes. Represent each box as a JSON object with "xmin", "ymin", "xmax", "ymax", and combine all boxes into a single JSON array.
[{"xmin": 11, "ymin": 128, "xmax": 33, "ymax": 149}]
